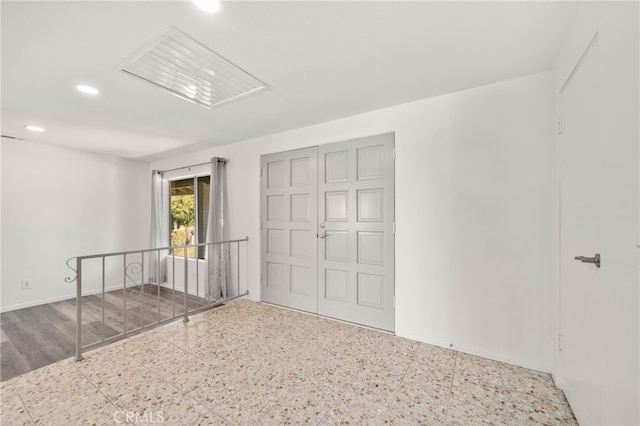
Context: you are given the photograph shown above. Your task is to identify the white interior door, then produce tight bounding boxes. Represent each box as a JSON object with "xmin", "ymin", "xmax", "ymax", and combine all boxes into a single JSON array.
[
  {"xmin": 317, "ymin": 134, "xmax": 395, "ymax": 331},
  {"xmin": 261, "ymin": 147, "xmax": 318, "ymax": 313},
  {"xmin": 559, "ymin": 35, "xmax": 603, "ymax": 425}
]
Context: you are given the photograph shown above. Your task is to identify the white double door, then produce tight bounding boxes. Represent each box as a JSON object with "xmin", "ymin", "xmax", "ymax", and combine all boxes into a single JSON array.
[{"xmin": 260, "ymin": 134, "xmax": 395, "ymax": 331}]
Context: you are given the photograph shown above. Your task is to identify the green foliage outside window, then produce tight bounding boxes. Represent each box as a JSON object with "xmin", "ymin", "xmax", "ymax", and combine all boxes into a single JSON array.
[{"xmin": 171, "ymin": 195, "xmax": 194, "ymax": 231}]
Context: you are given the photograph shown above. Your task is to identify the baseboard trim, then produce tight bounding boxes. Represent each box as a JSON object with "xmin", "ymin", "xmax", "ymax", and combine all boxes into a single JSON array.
[
  {"xmin": 2, "ymin": 285, "xmax": 119, "ymax": 313},
  {"xmin": 396, "ymin": 327, "xmax": 552, "ymax": 374},
  {"xmin": 0, "ymin": 282, "xmax": 190, "ymax": 313}
]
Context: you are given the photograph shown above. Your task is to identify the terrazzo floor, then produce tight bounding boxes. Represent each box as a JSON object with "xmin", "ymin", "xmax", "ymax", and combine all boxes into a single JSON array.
[{"xmin": 0, "ymin": 300, "xmax": 577, "ymax": 425}]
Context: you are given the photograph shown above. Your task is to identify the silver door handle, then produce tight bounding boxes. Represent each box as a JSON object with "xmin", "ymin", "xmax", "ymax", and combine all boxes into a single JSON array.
[
  {"xmin": 319, "ymin": 233, "xmax": 332, "ymax": 239},
  {"xmin": 574, "ymin": 253, "xmax": 600, "ymax": 268}
]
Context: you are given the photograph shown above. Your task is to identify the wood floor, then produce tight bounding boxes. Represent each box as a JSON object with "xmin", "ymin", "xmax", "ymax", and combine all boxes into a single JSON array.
[{"xmin": 0, "ymin": 284, "xmax": 211, "ymax": 382}]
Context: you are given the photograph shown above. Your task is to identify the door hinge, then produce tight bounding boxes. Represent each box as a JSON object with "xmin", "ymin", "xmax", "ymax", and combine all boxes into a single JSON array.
[
  {"xmin": 557, "ymin": 334, "xmax": 564, "ymax": 351},
  {"xmin": 260, "ymin": 167, "xmax": 263, "ymax": 177},
  {"xmin": 393, "ymin": 222, "xmax": 396, "ymax": 234},
  {"xmin": 556, "ymin": 118, "xmax": 563, "ymax": 135},
  {"xmin": 393, "ymin": 147, "xmax": 397, "ymax": 160},
  {"xmin": 393, "ymin": 296, "xmax": 396, "ymax": 308}
]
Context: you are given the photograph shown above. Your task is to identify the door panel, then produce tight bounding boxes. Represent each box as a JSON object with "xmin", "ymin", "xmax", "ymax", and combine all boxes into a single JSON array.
[
  {"xmin": 261, "ymin": 147, "xmax": 318, "ymax": 313},
  {"xmin": 318, "ymin": 134, "xmax": 395, "ymax": 331},
  {"xmin": 559, "ymin": 35, "xmax": 602, "ymax": 425}
]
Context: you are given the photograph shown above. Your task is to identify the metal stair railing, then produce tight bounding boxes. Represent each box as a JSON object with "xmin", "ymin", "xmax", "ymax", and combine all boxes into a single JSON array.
[{"xmin": 65, "ymin": 237, "xmax": 249, "ymax": 361}]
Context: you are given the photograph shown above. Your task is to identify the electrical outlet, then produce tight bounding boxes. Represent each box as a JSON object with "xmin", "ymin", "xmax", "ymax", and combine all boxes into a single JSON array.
[{"xmin": 21, "ymin": 280, "xmax": 32, "ymax": 290}]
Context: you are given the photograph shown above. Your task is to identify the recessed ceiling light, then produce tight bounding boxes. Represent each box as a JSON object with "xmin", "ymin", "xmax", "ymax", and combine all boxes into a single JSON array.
[
  {"xmin": 76, "ymin": 84, "xmax": 100, "ymax": 95},
  {"xmin": 25, "ymin": 125, "xmax": 44, "ymax": 132},
  {"xmin": 193, "ymin": 0, "xmax": 223, "ymax": 13}
]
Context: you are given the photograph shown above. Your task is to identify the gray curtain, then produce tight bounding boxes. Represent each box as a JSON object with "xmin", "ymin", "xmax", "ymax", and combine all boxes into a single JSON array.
[
  {"xmin": 206, "ymin": 157, "xmax": 229, "ymax": 300},
  {"xmin": 149, "ymin": 170, "xmax": 168, "ymax": 283}
]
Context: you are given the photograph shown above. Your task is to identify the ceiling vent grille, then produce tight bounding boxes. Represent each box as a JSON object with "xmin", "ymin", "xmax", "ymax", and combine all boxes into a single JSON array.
[{"xmin": 118, "ymin": 27, "xmax": 267, "ymax": 109}]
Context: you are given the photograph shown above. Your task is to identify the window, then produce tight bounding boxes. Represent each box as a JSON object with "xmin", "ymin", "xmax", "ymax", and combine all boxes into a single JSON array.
[{"xmin": 169, "ymin": 176, "xmax": 210, "ymax": 259}]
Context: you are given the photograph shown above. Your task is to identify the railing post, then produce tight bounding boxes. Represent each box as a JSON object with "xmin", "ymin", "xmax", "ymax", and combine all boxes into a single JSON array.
[
  {"xmin": 123, "ymin": 254, "xmax": 127, "ymax": 335},
  {"xmin": 157, "ymin": 249, "xmax": 161, "ymax": 323},
  {"xmin": 196, "ymin": 250, "xmax": 200, "ymax": 309},
  {"xmin": 183, "ymin": 247, "xmax": 189, "ymax": 322},
  {"xmin": 140, "ymin": 252, "xmax": 145, "ymax": 328},
  {"xmin": 101, "ymin": 256, "xmax": 105, "ymax": 343},
  {"xmin": 207, "ymin": 242, "xmax": 211, "ymax": 302},
  {"xmin": 172, "ymin": 252, "xmax": 176, "ymax": 318},
  {"xmin": 75, "ymin": 257, "xmax": 83, "ymax": 361}
]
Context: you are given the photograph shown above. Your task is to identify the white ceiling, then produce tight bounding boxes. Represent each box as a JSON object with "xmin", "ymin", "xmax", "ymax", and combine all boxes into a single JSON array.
[{"xmin": 1, "ymin": 1, "xmax": 578, "ymax": 161}]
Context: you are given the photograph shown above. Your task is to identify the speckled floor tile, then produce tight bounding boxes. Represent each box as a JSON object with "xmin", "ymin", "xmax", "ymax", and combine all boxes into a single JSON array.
[
  {"xmin": 138, "ymin": 393, "xmax": 223, "ymax": 426},
  {"xmin": 321, "ymin": 404, "xmax": 420, "ymax": 426},
  {"xmin": 205, "ymin": 351, "xmax": 271, "ymax": 380},
  {"xmin": 12, "ymin": 360, "xmax": 87, "ymax": 403},
  {"xmin": 450, "ymin": 376, "xmax": 508, "ymax": 408},
  {"xmin": 506, "ymin": 390, "xmax": 577, "ymax": 425},
  {"xmin": 501, "ymin": 364, "xmax": 561, "ymax": 403},
  {"xmin": 414, "ymin": 343, "xmax": 457, "ymax": 369},
  {"xmin": 454, "ymin": 366, "xmax": 504, "ymax": 388},
  {"xmin": 375, "ymin": 409, "xmax": 421, "ymax": 425},
  {"xmin": 312, "ymin": 359, "xmax": 363, "ymax": 389},
  {"xmin": 13, "ymin": 362, "xmax": 116, "ymax": 425},
  {"xmin": 114, "ymin": 366, "xmax": 180, "ymax": 403},
  {"xmin": 347, "ymin": 329, "xmax": 386, "ymax": 351},
  {"xmin": 375, "ymin": 334, "xmax": 420, "ymax": 360},
  {"xmin": 212, "ymin": 382, "xmax": 281, "ymax": 424},
  {"xmin": 1, "ymin": 300, "xmax": 576, "ymax": 425},
  {"xmin": 145, "ymin": 354, "xmax": 228, "ymax": 392},
  {"xmin": 188, "ymin": 338, "xmax": 241, "ymax": 358},
  {"xmin": 282, "ymin": 377, "xmax": 345, "ymax": 415},
  {"xmin": 73, "ymin": 346, "xmax": 138, "ymax": 384},
  {"xmin": 554, "ymin": 389, "xmax": 579, "ymax": 424},
  {"xmin": 456, "ymin": 353, "xmax": 504, "ymax": 379},
  {"xmin": 322, "ymin": 391, "xmax": 392, "ymax": 425},
  {"xmin": 185, "ymin": 370, "xmax": 244, "ymax": 409},
  {"xmin": 0, "ymin": 381, "xmax": 33, "ymax": 425},
  {"xmin": 329, "ymin": 347, "xmax": 372, "ymax": 368},
  {"xmin": 349, "ymin": 360, "xmax": 408, "ymax": 402},
  {"xmin": 321, "ymin": 389, "xmax": 419, "ymax": 426},
  {"xmin": 404, "ymin": 359, "xmax": 454, "ymax": 386},
  {"xmin": 263, "ymin": 401, "xmax": 326, "ymax": 425},
  {"xmin": 445, "ymin": 400, "xmax": 510, "ymax": 426},
  {"xmin": 119, "ymin": 333, "xmax": 176, "ymax": 360},
  {"xmin": 31, "ymin": 391, "xmax": 117, "ymax": 426},
  {"xmin": 389, "ymin": 381, "xmax": 449, "ymax": 424},
  {"xmin": 368, "ymin": 350, "xmax": 413, "ymax": 374}
]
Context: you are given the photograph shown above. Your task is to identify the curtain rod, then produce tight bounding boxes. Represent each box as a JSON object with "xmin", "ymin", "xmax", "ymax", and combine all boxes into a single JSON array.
[{"xmin": 157, "ymin": 158, "xmax": 226, "ymax": 174}]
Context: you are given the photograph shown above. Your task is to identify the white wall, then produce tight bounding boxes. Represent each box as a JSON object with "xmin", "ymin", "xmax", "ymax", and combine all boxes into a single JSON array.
[
  {"xmin": 164, "ymin": 252, "xmax": 244, "ymax": 300},
  {"xmin": 152, "ymin": 71, "xmax": 554, "ymax": 372},
  {"xmin": 165, "ymin": 257, "xmax": 208, "ymax": 298},
  {"xmin": 1, "ymin": 138, "xmax": 150, "ymax": 311},
  {"xmin": 552, "ymin": 2, "xmax": 639, "ymax": 424}
]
